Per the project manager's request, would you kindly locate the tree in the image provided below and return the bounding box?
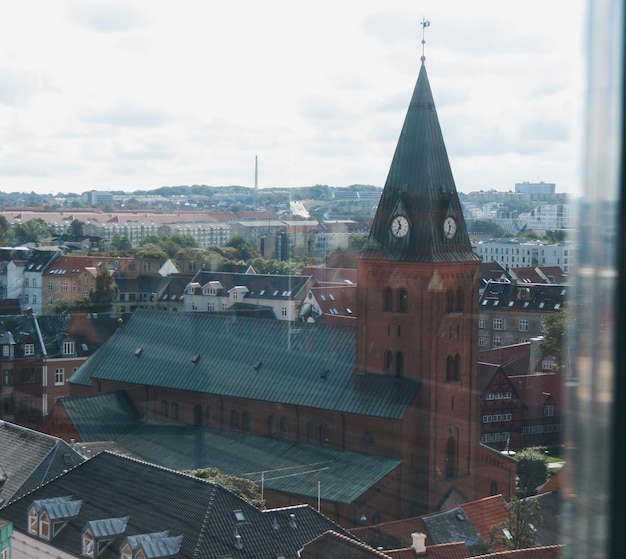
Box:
[68,219,85,237]
[110,233,132,252]
[88,269,119,312]
[182,467,265,509]
[540,309,567,372]
[11,218,55,245]
[488,496,542,550]
[0,215,10,246]
[224,236,260,261]
[516,447,549,497]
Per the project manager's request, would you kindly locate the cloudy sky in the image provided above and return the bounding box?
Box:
[0,1,586,195]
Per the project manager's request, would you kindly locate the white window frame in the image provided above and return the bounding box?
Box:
[24,343,35,356]
[493,318,505,331]
[55,368,65,385]
[519,319,529,331]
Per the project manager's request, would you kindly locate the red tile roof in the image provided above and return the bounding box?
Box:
[459,495,509,543]
[473,544,563,559]
[300,530,392,559]
[386,542,469,559]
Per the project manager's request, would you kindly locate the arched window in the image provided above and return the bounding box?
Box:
[280,417,288,439]
[396,351,404,377]
[397,288,408,313]
[231,410,239,431]
[194,405,202,426]
[454,353,461,380]
[384,350,393,374]
[242,411,250,433]
[445,289,455,313]
[171,402,179,420]
[206,406,212,427]
[308,422,316,443]
[446,355,454,381]
[230,410,239,431]
[320,424,329,445]
[383,287,393,311]
[445,437,457,478]
[456,287,464,312]
[161,400,168,419]
[268,416,275,437]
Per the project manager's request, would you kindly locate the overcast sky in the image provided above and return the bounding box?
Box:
[0,1,586,195]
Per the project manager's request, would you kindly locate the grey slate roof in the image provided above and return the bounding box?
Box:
[55,391,402,504]
[0,451,357,559]
[479,281,567,312]
[0,421,85,505]
[0,314,70,358]
[70,310,421,419]
[422,506,485,548]
[363,63,478,264]
[188,270,312,301]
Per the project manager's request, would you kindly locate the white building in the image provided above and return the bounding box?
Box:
[473,239,575,273]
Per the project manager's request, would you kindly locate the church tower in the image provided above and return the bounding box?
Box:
[356,56,482,512]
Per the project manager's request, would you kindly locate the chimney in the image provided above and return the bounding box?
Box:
[411,532,427,554]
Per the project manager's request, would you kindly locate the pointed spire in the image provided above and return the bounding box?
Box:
[363,61,478,263]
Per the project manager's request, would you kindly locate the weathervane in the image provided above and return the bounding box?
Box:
[420,18,430,62]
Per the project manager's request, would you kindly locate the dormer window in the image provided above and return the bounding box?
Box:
[40,511,51,539]
[24,343,35,356]
[28,507,38,534]
[63,341,75,356]
[28,496,82,542]
[82,516,128,558]
[83,531,95,557]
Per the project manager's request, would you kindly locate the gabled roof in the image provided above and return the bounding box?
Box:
[310,285,357,325]
[301,266,358,285]
[0,314,70,358]
[53,391,141,442]
[479,261,511,286]
[0,451,357,558]
[70,311,421,419]
[422,506,484,548]
[43,255,133,278]
[472,545,563,559]
[0,420,85,505]
[300,530,392,559]
[509,267,544,284]
[458,495,509,544]
[67,312,124,357]
[350,495,509,553]
[386,542,470,559]
[362,63,478,264]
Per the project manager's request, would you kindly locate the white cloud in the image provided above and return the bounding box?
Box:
[0,0,585,194]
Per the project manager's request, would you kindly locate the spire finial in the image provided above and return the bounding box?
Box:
[420,18,430,63]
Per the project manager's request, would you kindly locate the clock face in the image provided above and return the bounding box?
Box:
[391,215,409,238]
[443,216,457,239]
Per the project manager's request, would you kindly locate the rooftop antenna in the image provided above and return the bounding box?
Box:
[420,18,430,63]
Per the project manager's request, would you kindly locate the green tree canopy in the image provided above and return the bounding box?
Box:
[489,496,542,551]
[540,309,567,372]
[516,447,549,497]
[11,218,56,245]
[88,269,119,312]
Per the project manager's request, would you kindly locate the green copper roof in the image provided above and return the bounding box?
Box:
[363,63,479,263]
[71,310,420,419]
